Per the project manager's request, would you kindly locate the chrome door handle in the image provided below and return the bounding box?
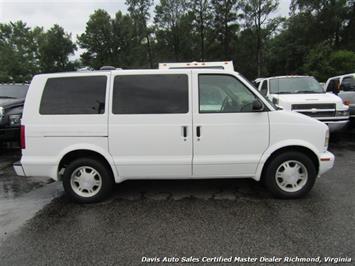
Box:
[196,126,201,138]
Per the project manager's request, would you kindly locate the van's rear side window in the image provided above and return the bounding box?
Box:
[40,76,107,115]
[112,74,188,114]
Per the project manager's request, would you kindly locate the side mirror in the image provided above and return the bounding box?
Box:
[252,99,264,112]
[276,104,284,110]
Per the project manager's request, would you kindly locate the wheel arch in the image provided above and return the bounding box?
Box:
[255,143,320,181]
[57,148,119,182]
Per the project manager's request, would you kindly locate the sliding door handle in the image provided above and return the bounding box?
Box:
[196,126,201,138]
[182,126,188,138]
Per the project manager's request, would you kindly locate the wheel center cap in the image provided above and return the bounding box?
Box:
[81,175,93,189]
[285,169,299,184]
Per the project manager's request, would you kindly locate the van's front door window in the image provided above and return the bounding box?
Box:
[199,75,257,113]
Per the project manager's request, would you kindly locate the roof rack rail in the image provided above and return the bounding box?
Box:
[100,66,117,70]
[159,61,234,71]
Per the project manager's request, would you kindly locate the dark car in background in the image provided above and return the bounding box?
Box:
[0,83,29,143]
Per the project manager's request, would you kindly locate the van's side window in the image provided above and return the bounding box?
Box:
[112,74,188,114]
[40,76,107,115]
[341,76,355,91]
[199,75,257,113]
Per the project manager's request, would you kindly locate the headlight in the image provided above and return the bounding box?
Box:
[9,114,21,126]
[324,129,329,150]
[335,110,349,116]
[0,107,4,122]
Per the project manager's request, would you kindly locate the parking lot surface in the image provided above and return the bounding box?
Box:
[0,130,354,265]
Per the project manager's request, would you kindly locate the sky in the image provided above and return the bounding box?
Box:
[0,0,291,59]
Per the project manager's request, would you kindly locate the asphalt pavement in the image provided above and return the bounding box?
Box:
[0,131,354,265]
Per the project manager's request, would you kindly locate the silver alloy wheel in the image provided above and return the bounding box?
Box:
[275,160,308,193]
[70,166,102,198]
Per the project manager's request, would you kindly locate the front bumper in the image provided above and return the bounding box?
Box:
[13,161,26,176]
[322,119,349,132]
[318,151,335,176]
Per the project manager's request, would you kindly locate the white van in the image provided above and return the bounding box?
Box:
[255,76,349,132]
[14,63,334,202]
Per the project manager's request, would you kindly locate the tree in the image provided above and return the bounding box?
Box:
[302,42,334,81]
[328,50,355,75]
[78,9,136,69]
[78,10,114,69]
[290,0,349,47]
[303,43,355,81]
[126,0,154,67]
[0,21,40,82]
[210,0,239,60]
[339,0,355,51]
[240,0,281,77]
[111,11,137,68]
[154,0,189,61]
[38,24,77,73]
[190,0,212,60]
[235,29,258,78]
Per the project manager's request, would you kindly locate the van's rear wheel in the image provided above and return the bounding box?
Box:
[263,151,317,198]
[63,158,113,203]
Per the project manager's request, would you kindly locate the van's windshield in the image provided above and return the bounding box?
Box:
[270,77,324,94]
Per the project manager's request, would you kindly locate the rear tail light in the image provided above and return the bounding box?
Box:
[20,125,26,149]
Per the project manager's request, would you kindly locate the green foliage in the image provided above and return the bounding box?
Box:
[1,0,355,82]
[126,0,154,67]
[210,0,239,59]
[154,0,190,61]
[78,10,115,69]
[239,0,281,76]
[190,0,213,60]
[302,42,335,81]
[0,21,76,82]
[263,0,355,80]
[302,44,355,81]
[38,25,77,73]
[0,21,40,82]
[329,50,355,75]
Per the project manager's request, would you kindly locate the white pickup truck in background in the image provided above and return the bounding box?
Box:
[255,75,349,132]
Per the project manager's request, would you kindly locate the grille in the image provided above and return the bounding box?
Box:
[296,111,335,118]
[291,103,336,118]
[291,103,336,110]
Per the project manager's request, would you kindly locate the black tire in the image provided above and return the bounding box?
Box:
[263,151,317,199]
[62,158,114,203]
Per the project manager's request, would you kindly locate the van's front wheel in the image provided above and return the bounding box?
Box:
[63,158,113,203]
[263,152,317,198]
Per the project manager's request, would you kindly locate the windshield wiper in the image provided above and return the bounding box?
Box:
[296,90,322,94]
[0,96,16,99]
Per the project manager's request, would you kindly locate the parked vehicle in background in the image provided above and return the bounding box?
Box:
[0,83,29,143]
[14,62,334,203]
[324,73,355,118]
[255,76,349,132]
